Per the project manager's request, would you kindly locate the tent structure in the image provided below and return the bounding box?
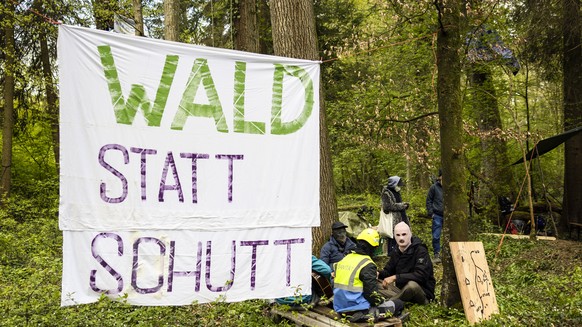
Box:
[512,125,582,165]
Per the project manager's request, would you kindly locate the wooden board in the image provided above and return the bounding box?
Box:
[450,242,499,325]
[271,306,346,327]
[311,306,402,327]
[481,233,556,241]
[270,304,402,327]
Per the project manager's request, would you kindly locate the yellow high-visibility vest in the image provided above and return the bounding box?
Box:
[334,253,375,292]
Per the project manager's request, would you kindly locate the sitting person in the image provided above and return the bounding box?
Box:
[378,222,435,305]
[320,221,356,268]
[275,255,332,307]
[333,228,404,323]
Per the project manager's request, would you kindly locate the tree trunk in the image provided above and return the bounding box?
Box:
[562,0,582,228]
[435,0,468,307]
[39,19,60,174]
[234,0,260,52]
[33,0,59,173]
[257,0,273,54]
[469,67,513,221]
[164,0,180,41]
[1,0,16,201]
[133,0,145,37]
[270,0,337,255]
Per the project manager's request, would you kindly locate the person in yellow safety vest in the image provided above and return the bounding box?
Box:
[333,228,404,323]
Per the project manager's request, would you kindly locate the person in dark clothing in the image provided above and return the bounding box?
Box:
[386,176,410,225]
[378,222,436,305]
[426,169,444,263]
[320,221,357,268]
[381,176,410,254]
[333,228,404,322]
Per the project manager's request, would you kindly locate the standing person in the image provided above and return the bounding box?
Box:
[386,176,410,225]
[333,228,404,323]
[320,221,357,268]
[381,176,410,254]
[378,222,435,305]
[426,169,444,263]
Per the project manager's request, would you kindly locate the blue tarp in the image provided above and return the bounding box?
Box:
[467,26,520,75]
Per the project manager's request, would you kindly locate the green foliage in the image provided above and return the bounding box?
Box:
[317,0,440,195]
[404,304,469,327]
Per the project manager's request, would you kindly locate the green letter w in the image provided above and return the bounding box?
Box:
[98,45,178,126]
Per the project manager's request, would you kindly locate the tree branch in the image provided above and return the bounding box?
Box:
[378,111,439,123]
[433,0,445,35]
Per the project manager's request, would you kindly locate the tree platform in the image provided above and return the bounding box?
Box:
[270,303,403,327]
[481,233,556,241]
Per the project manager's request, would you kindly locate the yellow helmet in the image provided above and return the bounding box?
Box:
[356,228,380,247]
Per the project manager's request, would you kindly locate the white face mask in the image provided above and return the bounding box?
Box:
[394,222,412,251]
[394,186,401,192]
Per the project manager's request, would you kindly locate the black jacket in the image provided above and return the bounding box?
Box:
[378,236,436,300]
[426,181,444,216]
[320,236,356,268]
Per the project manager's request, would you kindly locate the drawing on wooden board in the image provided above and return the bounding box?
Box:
[450,242,499,325]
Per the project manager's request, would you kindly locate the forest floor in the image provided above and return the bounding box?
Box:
[497,237,582,275]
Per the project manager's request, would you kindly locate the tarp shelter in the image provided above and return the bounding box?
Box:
[511,126,582,165]
[338,211,370,238]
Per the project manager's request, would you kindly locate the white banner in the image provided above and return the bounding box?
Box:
[58,25,320,306]
[61,228,312,306]
[58,25,320,231]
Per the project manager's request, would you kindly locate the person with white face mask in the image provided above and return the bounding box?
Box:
[377,222,436,305]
